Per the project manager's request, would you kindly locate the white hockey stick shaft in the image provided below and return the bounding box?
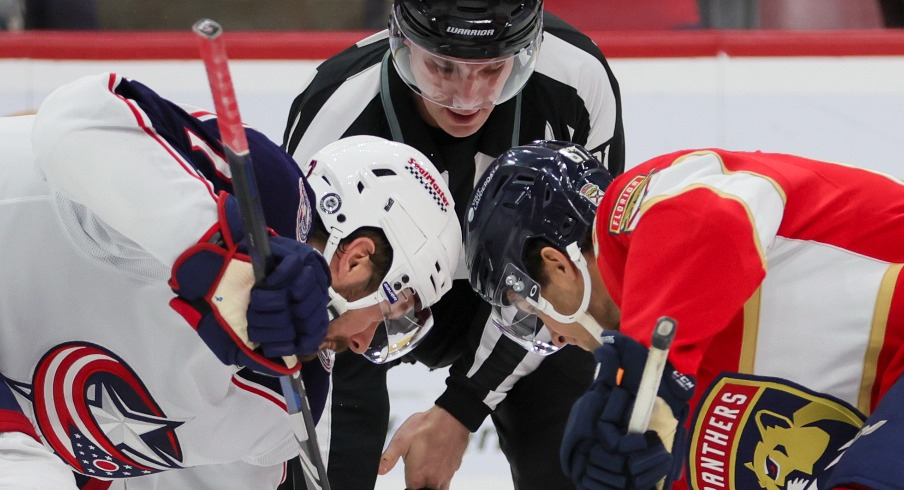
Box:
[627,316,677,434]
[193,18,331,490]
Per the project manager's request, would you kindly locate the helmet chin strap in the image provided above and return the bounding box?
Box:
[326,289,348,322]
[536,242,605,344]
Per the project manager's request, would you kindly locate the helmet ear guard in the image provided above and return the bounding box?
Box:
[465,140,613,353]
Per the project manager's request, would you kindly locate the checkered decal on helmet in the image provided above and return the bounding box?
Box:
[404,157,450,213]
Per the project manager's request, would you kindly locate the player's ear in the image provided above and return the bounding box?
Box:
[336,236,376,286]
[539,245,580,285]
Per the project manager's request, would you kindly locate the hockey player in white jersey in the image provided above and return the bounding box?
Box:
[0,73,460,489]
[0,118,79,490]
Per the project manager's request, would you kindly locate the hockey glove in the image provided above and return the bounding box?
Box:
[560,331,695,490]
[169,192,330,377]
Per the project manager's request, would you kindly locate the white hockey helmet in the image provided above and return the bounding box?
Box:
[306,135,462,363]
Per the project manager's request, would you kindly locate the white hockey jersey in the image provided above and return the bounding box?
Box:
[0,73,322,489]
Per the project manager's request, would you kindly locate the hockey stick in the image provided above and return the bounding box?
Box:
[193,18,331,490]
[627,316,677,434]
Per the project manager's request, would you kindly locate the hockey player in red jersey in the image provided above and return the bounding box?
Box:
[465,140,904,490]
[0,73,460,489]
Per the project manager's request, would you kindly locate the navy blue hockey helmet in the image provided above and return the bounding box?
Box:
[389,0,544,110]
[465,140,612,353]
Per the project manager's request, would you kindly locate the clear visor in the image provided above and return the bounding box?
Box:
[353,286,434,364]
[389,15,541,110]
[490,263,560,356]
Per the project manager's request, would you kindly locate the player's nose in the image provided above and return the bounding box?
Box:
[550,334,570,347]
[348,321,380,354]
[548,327,574,348]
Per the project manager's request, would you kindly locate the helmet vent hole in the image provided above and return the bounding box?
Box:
[356,181,365,193]
[458,1,485,13]
[429,275,437,291]
[490,180,507,199]
[435,261,441,272]
[372,168,397,177]
[337,214,346,223]
[544,188,552,204]
[561,217,575,234]
[512,174,535,186]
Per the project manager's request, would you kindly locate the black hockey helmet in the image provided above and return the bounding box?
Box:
[392,0,543,59]
[465,140,612,307]
[389,0,544,110]
[465,141,611,354]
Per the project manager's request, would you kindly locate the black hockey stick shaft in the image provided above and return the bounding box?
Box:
[193,18,331,490]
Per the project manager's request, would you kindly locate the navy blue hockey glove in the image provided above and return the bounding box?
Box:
[560,331,695,490]
[169,191,330,377]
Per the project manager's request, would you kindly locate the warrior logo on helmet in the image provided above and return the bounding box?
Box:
[446,27,495,36]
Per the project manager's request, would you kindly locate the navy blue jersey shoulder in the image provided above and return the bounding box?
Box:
[114,78,308,239]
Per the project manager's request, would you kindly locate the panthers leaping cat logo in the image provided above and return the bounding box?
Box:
[744,402,862,489]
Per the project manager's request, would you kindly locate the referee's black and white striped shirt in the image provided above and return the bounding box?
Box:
[282,13,624,432]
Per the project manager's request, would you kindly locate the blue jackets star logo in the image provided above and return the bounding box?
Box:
[31,342,185,478]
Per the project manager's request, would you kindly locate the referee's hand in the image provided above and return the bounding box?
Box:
[380,405,469,490]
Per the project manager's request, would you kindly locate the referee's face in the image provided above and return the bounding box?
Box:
[407,45,503,137]
[408,46,512,110]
